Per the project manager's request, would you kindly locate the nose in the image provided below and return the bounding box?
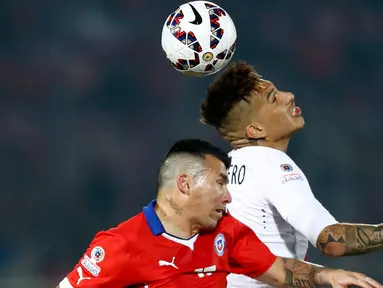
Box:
[286,92,294,102]
[276,91,294,104]
[222,189,232,204]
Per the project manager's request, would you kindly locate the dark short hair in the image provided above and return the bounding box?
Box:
[164,139,231,169]
[200,61,262,130]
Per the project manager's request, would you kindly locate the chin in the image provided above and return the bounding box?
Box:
[202,219,219,230]
[293,116,305,130]
[286,118,304,138]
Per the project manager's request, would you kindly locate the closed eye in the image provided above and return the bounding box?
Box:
[219,173,229,185]
[266,89,276,103]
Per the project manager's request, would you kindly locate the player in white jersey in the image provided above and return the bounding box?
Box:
[200,61,383,287]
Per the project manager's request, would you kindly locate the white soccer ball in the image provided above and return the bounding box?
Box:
[161,1,237,76]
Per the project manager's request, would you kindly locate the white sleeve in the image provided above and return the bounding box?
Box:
[59,278,74,288]
[265,155,338,246]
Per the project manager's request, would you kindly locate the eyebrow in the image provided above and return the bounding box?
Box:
[266,88,276,103]
[220,172,229,184]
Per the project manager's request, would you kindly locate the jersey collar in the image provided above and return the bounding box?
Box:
[143,200,165,236]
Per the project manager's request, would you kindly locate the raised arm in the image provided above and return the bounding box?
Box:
[317,223,383,257]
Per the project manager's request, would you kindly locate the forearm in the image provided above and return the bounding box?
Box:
[282,258,328,287]
[258,257,331,287]
[317,223,383,256]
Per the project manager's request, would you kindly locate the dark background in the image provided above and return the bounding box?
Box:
[1,0,382,286]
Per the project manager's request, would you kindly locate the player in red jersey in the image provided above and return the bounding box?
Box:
[57,139,381,288]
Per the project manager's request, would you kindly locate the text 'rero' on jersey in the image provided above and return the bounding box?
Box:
[226,146,338,288]
[59,200,276,288]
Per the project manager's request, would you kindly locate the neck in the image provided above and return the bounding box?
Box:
[155,197,199,239]
[231,137,291,152]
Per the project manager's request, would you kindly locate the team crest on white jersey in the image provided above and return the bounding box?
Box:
[214,233,225,256]
[91,246,105,263]
[280,163,293,172]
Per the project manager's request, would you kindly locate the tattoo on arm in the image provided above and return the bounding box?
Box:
[317,223,383,256]
[282,258,325,288]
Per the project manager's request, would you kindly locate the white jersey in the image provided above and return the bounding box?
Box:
[226,146,338,288]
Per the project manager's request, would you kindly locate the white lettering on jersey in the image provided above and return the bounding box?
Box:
[194,265,216,278]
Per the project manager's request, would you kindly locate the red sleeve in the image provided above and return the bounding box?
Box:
[59,231,135,288]
[229,218,276,279]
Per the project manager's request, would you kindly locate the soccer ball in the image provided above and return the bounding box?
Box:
[161,1,237,76]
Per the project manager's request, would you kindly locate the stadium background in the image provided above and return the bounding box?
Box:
[1,0,382,286]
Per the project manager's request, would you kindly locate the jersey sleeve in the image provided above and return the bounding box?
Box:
[229,217,277,279]
[59,231,134,288]
[265,152,338,246]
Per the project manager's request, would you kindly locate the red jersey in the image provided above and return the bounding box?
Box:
[59,200,276,287]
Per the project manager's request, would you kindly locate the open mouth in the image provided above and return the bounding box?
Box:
[292,106,302,117]
[215,209,225,216]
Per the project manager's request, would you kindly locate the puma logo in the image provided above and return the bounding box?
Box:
[189,4,202,25]
[158,257,178,269]
[77,266,91,285]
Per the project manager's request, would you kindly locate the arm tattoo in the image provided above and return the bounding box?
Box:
[282,258,325,288]
[317,223,383,256]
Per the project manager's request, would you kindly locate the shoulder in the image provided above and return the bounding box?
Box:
[63,213,148,287]
[229,146,300,182]
[217,214,248,236]
[109,212,147,238]
[236,147,301,178]
[92,212,148,250]
[229,146,294,168]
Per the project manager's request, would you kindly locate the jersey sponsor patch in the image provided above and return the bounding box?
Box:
[214,233,225,256]
[280,163,293,172]
[90,246,105,263]
[81,254,101,276]
[280,172,304,184]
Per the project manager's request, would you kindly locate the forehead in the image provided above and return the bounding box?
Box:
[253,80,276,98]
[204,155,227,175]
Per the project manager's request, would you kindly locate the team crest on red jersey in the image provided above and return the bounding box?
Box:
[214,233,225,256]
[90,246,105,263]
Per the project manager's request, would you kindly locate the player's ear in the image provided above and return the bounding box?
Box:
[245,123,266,139]
[176,173,191,196]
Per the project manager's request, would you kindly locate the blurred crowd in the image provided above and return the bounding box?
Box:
[0,0,382,287]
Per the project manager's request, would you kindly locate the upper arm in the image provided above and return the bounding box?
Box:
[229,219,277,278]
[59,231,133,288]
[265,155,338,245]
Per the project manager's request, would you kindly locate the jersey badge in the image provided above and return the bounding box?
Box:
[280,163,293,172]
[214,233,225,256]
[81,255,101,276]
[90,246,105,263]
[281,173,304,184]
